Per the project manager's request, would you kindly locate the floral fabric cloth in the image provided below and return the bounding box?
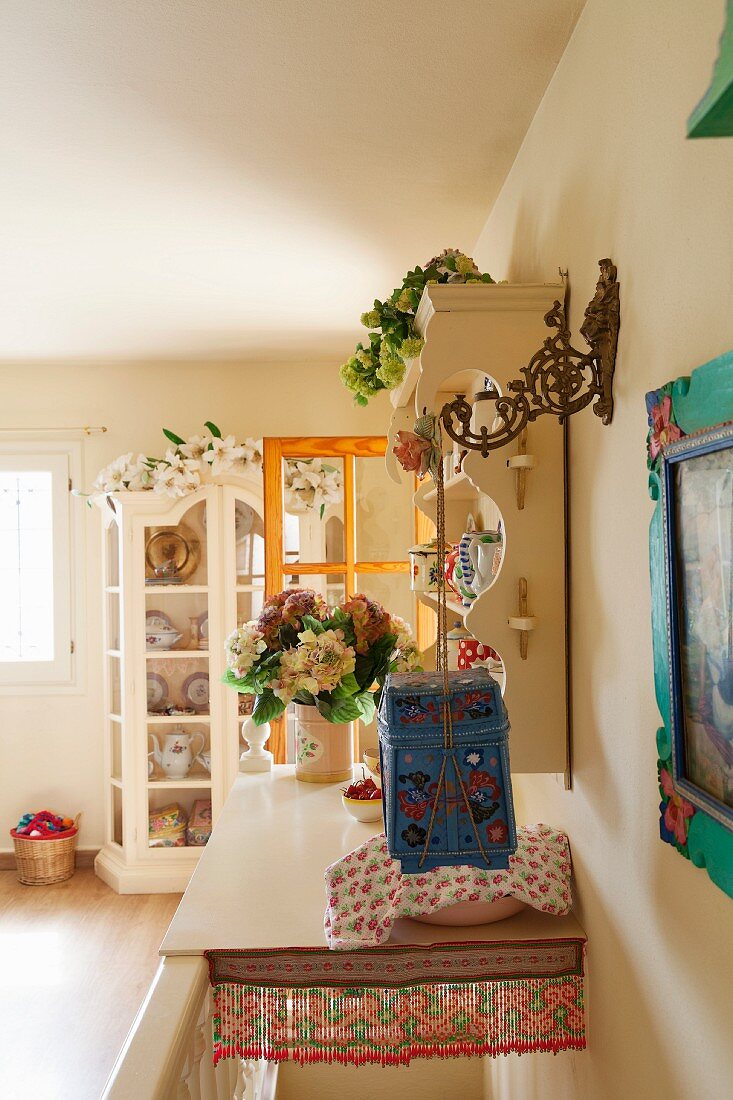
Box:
[324,825,572,949]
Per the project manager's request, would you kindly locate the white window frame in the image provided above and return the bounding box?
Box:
[0,439,84,692]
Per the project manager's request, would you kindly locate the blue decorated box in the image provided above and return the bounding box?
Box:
[377,668,517,874]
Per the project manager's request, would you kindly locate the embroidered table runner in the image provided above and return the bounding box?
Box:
[207,825,584,1067]
[207,936,585,1066]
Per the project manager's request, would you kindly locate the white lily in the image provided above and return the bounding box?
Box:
[93,452,133,493]
[152,451,201,498]
[179,434,211,461]
[204,434,247,476]
[125,453,155,491]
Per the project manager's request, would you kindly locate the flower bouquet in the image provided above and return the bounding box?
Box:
[223,589,422,727]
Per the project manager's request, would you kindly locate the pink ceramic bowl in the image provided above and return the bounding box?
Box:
[409,897,526,926]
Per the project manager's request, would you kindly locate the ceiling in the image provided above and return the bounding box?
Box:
[0,1,584,363]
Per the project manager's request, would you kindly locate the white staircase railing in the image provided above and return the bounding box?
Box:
[102,956,277,1100]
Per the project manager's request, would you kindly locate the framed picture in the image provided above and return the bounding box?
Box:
[647,349,733,898]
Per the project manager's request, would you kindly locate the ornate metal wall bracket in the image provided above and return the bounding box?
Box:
[440,259,620,455]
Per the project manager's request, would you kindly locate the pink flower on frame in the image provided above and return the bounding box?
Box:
[649,395,682,460]
[660,768,695,845]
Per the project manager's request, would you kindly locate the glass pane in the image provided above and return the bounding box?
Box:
[111,722,122,782]
[112,785,123,846]
[148,788,212,848]
[355,457,413,563]
[144,498,208,587]
[237,588,265,624]
[673,447,733,810]
[283,456,345,564]
[147,721,210,781]
[282,573,345,607]
[0,471,54,662]
[355,573,416,632]
[106,518,120,587]
[146,655,210,717]
[144,590,208,653]
[233,498,264,585]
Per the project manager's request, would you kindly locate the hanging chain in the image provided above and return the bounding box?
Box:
[418,428,492,869]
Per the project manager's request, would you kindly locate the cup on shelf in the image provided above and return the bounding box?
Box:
[457,636,500,671]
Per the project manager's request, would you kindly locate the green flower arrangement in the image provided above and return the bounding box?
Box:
[340,249,494,406]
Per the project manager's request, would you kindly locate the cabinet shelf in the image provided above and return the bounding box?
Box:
[148,778,212,789]
[145,649,210,659]
[144,584,208,594]
[147,714,211,724]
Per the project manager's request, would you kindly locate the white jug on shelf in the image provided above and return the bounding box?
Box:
[149,730,205,780]
[468,532,503,595]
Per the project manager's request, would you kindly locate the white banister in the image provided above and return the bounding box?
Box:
[102,956,277,1100]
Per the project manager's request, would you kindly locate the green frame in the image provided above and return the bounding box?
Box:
[688,0,733,138]
[646,349,733,898]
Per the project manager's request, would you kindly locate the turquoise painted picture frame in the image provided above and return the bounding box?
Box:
[647,350,733,899]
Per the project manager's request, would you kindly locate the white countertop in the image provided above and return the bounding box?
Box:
[160,765,585,956]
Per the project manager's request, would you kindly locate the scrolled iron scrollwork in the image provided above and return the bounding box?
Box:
[439,259,620,455]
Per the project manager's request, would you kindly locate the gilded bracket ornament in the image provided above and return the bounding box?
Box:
[439,259,620,455]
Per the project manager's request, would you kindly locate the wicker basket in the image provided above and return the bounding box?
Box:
[11,814,80,885]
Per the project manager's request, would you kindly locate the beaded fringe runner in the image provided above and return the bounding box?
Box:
[211,976,585,1066]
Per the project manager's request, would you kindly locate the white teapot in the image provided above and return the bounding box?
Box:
[149,730,205,779]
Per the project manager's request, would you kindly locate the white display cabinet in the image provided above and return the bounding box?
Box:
[96,473,264,893]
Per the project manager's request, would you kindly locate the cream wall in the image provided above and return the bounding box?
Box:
[0,362,389,853]
[473,2,733,1098]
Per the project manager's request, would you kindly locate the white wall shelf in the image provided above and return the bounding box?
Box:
[96,473,266,893]
[388,281,569,776]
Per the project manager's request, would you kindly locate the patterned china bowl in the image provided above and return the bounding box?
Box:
[146,629,183,651]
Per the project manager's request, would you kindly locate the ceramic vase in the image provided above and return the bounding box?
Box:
[408,542,441,593]
[294,704,353,783]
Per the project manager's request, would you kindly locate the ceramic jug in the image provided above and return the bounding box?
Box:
[468,532,503,595]
[458,530,499,605]
[409,540,446,593]
[149,730,205,780]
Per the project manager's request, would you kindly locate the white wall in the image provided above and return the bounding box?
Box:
[0,362,388,852]
[473,2,733,1098]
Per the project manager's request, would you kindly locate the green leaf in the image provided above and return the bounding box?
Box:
[319,503,325,519]
[354,394,368,407]
[162,428,186,446]
[331,672,359,699]
[315,697,332,720]
[204,421,222,438]
[301,615,325,635]
[330,697,363,723]
[355,691,376,725]
[444,254,457,271]
[251,689,285,726]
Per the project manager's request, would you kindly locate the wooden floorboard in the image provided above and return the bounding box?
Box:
[0,868,181,1100]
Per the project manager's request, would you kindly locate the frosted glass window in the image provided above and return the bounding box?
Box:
[0,472,54,661]
[0,452,73,685]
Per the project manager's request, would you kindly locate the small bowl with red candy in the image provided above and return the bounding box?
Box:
[341,772,383,823]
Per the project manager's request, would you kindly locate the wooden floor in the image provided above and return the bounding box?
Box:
[0,868,181,1100]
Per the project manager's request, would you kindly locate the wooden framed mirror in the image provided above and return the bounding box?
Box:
[262,436,416,762]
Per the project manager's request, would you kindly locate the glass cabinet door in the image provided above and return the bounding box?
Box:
[142,495,213,853]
